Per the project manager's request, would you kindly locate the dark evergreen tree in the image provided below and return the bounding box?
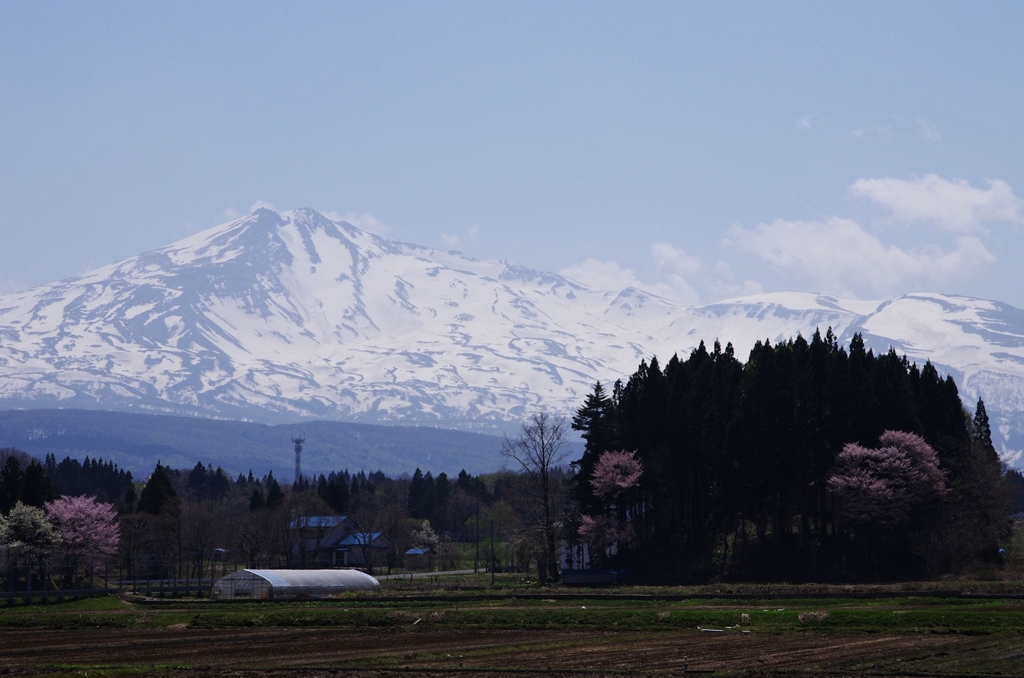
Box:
[208,467,230,501]
[186,462,209,499]
[408,468,423,516]
[45,453,58,480]
[973,398,992,447]
[408,468,434,519]
[249,487,266,511]
[266,479,284,508]
[456,469,491,504]
[138,462,177,515]
[318,474,351,514]
[0,455,25,515]
[20,461,56,507]
[571,381,617,513]
[433,472,451,529]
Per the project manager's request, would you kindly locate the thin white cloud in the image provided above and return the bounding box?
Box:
[560,257,699,305]
[916,117,941,142]
[560,244,702,306]
[0,277,27,295]
[651,243,762,302]
[323,210,390,236]
[713,261,764,298]
[652,242,703,277]
[441,224,480,249]
[560,258,641,292]
[796,115,813,130]
[560,243,763,306]
[851,124,894,140]
[849,174,1024,232]
[249,200,278,212]
[851,116,943,143]
[729,217,994,298]
[222,206,240,221]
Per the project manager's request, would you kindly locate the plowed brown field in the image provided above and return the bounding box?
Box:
[2,626,1020,677]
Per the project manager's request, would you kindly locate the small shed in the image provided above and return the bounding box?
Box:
[210,569,380,600]
[405,547,434,570]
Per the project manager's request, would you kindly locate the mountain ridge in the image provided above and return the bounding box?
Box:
[1,208,1022,466]
[0,407,516,478]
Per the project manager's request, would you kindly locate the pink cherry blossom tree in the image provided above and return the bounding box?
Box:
[578,450,643,562]
[828,430,947,527]
[45,495,120,586]
[578,513,634,555]
[590,450,643,499]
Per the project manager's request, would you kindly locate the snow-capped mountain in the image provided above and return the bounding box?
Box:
[1,208,1022,466]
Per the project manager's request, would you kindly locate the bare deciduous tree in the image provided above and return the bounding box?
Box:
[501,412,571,583]
[232,506,269,568]
[180,500,216,580]
[378,502,412,574]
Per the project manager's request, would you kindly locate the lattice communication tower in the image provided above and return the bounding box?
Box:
[292,435,305,485]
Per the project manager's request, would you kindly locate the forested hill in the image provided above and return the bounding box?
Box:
[572,331,1010,581]
[0,409,519,477]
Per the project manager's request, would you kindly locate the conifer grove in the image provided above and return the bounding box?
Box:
[571,330,1010,582]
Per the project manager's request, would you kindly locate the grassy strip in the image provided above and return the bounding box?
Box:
[5,576,1024,634]
[5,596,1024,634]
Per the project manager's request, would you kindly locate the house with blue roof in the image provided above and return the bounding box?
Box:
[334,532,389,567]
[289,515,357,566]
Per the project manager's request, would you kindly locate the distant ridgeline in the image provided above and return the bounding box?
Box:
[0,409,513,478]
[572,331,1019,582]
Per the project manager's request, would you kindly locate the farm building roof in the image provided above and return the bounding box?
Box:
[289,515,351,529]
[337,532,384,546]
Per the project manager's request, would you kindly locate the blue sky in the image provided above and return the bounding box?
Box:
[2,2,1023,306]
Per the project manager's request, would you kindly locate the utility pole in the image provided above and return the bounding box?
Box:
[490,520,495,586]
[474,502,480,574]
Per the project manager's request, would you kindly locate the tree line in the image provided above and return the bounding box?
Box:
[570,330,1013,581]
[1,445,549,589]
[114,460,519,580]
